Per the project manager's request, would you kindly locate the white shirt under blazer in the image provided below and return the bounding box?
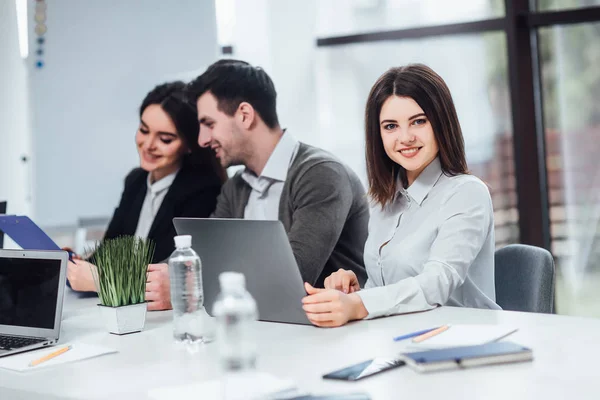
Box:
[134,170,178,240]
[356,157,501,318]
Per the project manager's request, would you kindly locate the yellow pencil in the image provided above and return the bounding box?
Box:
[28,345,72,367]
[412,325,450,343]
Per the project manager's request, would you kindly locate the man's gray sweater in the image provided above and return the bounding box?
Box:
[212,142,369,287]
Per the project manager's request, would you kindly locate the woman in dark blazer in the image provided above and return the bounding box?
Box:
[67,82,226,303]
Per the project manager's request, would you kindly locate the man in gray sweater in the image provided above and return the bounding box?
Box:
[187,59,368,288]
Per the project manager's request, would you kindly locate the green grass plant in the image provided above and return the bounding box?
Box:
[91,236,155,307]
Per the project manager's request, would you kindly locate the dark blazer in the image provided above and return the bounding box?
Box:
[104,166,223,263]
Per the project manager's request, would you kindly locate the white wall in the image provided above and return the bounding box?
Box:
[0,0,34,217]
[30,0,219,227]
[231,0,319,145]
[230,0,500,187]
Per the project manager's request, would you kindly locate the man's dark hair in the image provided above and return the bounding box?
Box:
[187,59,280,129]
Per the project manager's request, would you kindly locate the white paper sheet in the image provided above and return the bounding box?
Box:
[148,371,298,400]
[0,343,117,372]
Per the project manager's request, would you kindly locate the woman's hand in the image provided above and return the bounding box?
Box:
[302,282,368,328]
[67,260,97,292]
[324,269,360,293]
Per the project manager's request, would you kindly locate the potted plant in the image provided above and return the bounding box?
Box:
[91,236,155,335]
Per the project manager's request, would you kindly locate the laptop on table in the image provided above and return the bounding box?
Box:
[0,249,68,357]
[0,201,6,248]
[173,218,311,325]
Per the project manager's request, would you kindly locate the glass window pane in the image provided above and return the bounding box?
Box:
[537,0,600,11]
[539,22,600,317]
[314,32,519,247]
[317,0,505,37]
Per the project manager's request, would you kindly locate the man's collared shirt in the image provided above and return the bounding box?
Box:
[241,132,299,220]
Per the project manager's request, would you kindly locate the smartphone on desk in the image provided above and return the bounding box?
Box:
[322,356,405,381]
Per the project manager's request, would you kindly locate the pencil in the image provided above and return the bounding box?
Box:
[393,327,439,342]
[412,325,450,343]
[28,345,72,367]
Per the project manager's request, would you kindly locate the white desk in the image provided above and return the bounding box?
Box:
[2,290,600,400]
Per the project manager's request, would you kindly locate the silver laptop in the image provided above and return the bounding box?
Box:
[173,218,311,325]
[0,201,6,248]
[0,249,68,357]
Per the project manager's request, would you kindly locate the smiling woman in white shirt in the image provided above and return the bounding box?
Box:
[66,82,227,310]
[302,64,500,327]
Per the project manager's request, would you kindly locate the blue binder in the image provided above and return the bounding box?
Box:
[0,215,61,251]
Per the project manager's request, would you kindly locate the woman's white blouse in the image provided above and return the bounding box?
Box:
[356,158,501,318]
[134,170,178,240]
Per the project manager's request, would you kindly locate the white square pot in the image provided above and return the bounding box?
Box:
[98,302,147,335]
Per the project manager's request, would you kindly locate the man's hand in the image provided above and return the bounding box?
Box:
[301,282,368,327]
[324,269,360,294]
[145,263,172,311]
[67,260,97,292]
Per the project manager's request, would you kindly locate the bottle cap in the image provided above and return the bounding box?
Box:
[219,271,246,290]
[174,235,192,249]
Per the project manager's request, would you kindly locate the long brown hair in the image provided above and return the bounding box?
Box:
[141,81,228,184]
[365,64,468,207]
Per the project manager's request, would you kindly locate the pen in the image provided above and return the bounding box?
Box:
[393,327,440,342]
[412,325,450,343]
[28,345,72,367]
[67,251,78,263]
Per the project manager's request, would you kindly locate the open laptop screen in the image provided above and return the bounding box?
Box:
[0,201,6,248]
[0,257,61,329]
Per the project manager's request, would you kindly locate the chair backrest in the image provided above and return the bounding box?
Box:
[494,244,555,313]
[74,216,110,255]
[0,201,6,248]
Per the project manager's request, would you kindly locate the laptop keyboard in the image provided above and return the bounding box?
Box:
[0,335,45,350]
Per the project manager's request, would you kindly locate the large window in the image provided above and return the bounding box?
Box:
[539,22,600,316]
[316,0,600,317]
[317,0,504,36]
[538,0,600,11]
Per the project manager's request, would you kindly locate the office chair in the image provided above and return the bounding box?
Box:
[494,244,555,313]
[74,216,110,254]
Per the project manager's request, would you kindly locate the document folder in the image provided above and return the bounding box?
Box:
[0,215,61,251]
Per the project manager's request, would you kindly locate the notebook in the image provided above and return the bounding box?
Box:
[408,325,518,349]
[401,341,533,373]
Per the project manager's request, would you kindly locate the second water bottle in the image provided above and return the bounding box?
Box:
[168,234,213,347]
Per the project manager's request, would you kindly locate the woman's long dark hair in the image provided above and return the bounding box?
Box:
[365,64,468,207]
[139,82,227,183]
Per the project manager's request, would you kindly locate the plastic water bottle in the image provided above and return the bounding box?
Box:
[212,272,259,372]
[168,235,213,349]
